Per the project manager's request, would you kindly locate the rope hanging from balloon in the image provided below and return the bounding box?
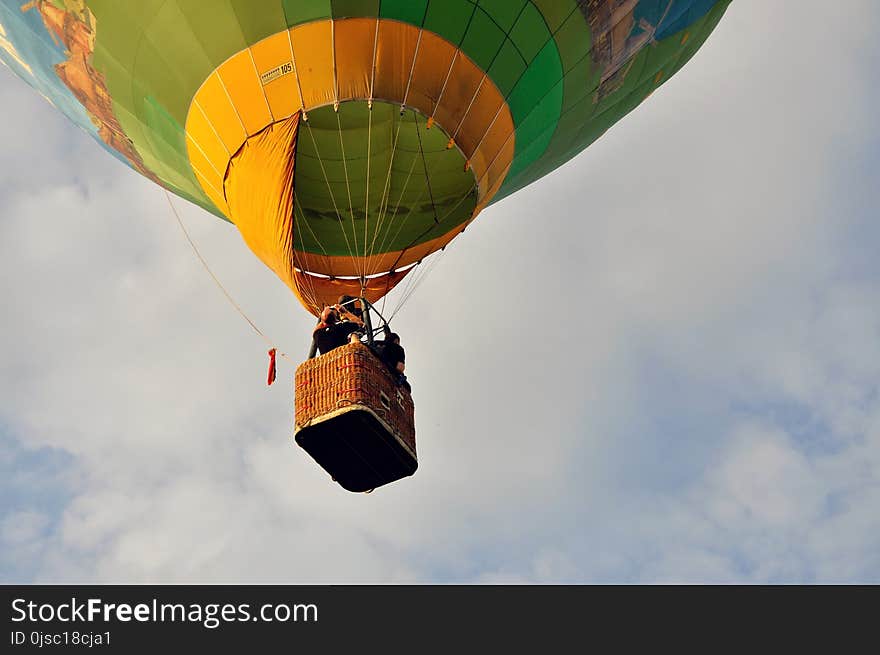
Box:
[162,189,293,374]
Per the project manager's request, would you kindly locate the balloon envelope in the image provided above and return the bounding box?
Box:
[0,0,731,314]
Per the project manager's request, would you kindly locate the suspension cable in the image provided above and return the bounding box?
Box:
[334,108,361,276]
[362,101,374,283]
[303,118,361,277]
[366,107,407,265]
[371,114,425,259]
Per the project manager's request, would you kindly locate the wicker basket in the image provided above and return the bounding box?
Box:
[294,342,416,492]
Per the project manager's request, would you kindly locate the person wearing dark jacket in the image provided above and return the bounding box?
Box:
[312,305,346,355]
[371,325,410,391]
[312,297,366,355]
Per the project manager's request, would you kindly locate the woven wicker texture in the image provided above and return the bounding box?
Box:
[295,342,415,455]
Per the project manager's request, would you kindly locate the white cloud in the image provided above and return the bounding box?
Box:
[0,1,878,583]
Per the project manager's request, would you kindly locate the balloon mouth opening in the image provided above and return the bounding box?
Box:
[290,99,477,267]
[220,101,475,315]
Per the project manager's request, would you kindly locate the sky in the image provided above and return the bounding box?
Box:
[1,1,879,584]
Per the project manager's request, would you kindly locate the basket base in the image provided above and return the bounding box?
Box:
[295,406,417,492]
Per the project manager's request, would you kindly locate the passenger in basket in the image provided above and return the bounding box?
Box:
[336,294,363,321]
[371,325,410,392]
[312,305,346,355]
[333,294,364,344]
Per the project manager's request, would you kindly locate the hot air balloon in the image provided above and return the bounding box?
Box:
[0,0,732,491]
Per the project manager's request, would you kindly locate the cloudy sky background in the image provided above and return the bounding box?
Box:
[2,1,879,583]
